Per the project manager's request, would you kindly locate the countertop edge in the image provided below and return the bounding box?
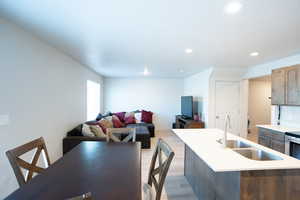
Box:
[172,128,300,172]
[256,124,300,133]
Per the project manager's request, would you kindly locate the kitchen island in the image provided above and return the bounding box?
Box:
[172,128,300,200]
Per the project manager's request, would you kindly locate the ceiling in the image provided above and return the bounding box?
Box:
[251,75,271,82]
[1,0,300,77]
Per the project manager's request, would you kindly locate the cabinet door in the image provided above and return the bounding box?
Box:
[271,69,286,105]
[286,65,300,105]
[270,140,285,153]
[258,136,270,148]
[271,131,285,142]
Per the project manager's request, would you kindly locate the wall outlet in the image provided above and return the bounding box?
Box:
[0,115,10,126]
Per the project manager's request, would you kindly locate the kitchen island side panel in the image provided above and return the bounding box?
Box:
[184,144,240,200]
[240,169,300,200]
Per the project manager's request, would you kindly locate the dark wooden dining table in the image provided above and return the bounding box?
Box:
[5,141,141,200]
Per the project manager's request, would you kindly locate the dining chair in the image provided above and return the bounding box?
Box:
[106,128,136,142]
[6,137,51,187]
[143,139,175,200]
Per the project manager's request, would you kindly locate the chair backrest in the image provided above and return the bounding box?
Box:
[6,137,51,187]
[106,128,136,142]
[148,139,174,200]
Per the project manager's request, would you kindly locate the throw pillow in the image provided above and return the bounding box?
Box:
[113,112,126,122]
[141,110,153,123]
[96,113,103,121]
[104,116,113,123]
[85,120,99,125]
[112,115,125,128]
[124,112,136,125]
[89,125,106,138]
[135,112,142,123]
[96,111,112,121]
[98,118,113,133]
[82,124,95,137]
[125,112,135,118]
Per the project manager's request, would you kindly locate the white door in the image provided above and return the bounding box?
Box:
[215,81,240,135]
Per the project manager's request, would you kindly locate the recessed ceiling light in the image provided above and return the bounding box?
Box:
[179,69,184,73]
[143,67,150,76]
[224,1,243,15]
[185,49,193,54]
[250,52,259,57]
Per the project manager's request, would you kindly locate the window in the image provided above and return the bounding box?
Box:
[87,80,100,121]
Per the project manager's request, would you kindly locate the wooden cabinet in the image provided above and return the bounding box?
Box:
[258,128,285,153]
[271,69,286,105]
[271,140,285,153]
[271,65,300,105]
[286,66,300,105]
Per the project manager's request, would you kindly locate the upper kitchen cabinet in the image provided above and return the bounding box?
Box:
[286,65,300,105]
[271,65,300,105]
[272,68,286,105]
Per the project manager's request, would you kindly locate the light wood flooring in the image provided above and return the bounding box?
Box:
[141,130,198,200]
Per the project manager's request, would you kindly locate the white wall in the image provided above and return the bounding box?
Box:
[208,68,249,137]
[248,80,272,134]
[244,54,300,128]
[183,68,213,126]
[183,67,249,136]
[104,78,183,130]
[0,19,103,198]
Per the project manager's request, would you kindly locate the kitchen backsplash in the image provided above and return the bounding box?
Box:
[271,106,300,128]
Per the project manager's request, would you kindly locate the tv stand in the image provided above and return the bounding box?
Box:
[175,115,205,129]
[180,115,191,120]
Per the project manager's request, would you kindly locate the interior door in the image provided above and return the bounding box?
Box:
[215,81,240,136]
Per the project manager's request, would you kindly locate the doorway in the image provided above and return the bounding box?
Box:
[215,81,240,135]
[247,76,271,142]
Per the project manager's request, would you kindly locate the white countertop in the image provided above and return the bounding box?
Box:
[256,125,300,133]
[172,128,300,172]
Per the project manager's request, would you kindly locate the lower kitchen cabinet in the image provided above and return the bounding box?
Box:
[258,128,285,153]
[271,140,285,153]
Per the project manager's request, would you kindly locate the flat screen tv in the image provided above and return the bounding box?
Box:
[181,96,193,119]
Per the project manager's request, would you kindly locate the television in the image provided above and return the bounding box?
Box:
[181,96,193,119]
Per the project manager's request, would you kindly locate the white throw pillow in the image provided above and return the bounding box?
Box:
[125,112,135,118]
[89,125,106,138]
[135,112,142,123]
[82,124,95,137]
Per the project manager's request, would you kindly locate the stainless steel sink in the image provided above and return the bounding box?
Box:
[217,139,251,148]
[233,148,283,161]
[216,139,283,161]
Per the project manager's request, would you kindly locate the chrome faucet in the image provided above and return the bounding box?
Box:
[223,114,231,148]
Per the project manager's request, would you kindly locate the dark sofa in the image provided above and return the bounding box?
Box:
[63,121,155,154]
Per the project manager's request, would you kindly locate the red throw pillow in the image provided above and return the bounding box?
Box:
[141,110,153,123]
[124,115,136,125]
[113,112,126,122]
[112,115,125,128]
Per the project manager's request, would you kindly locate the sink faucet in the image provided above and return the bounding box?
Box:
[223,114,231,148]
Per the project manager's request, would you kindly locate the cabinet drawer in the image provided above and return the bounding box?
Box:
[271,131,285,142]
[271,140,285,153]
[259,128,272,138]
[259,128,285,142]
[258,136,271,148]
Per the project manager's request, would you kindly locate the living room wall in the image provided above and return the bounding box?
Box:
[104,78,183,130]
[183,68,213,126]
[0,19,103,197]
